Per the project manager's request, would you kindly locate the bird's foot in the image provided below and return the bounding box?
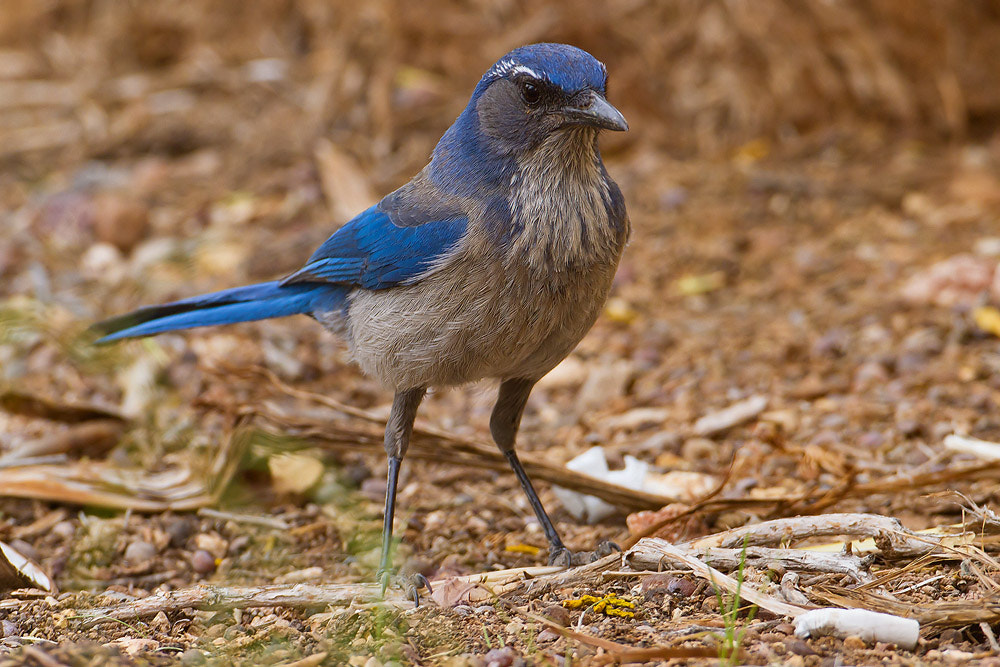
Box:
[548,540,621,567]
[377,569,433,606]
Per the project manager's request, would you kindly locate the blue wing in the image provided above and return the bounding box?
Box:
[281,204,468,290]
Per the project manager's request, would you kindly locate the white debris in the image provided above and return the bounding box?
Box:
[692,395,768,436]
[552,447,649,523]
[794,608,919,650]
[943,433,1000,461]
[0,540,54,593]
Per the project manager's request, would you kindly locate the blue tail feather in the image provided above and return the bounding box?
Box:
[92,281,346,343]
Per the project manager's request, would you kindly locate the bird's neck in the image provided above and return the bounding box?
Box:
[504,128,621,272]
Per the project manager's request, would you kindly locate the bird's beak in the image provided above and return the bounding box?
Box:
[563,90,628,132]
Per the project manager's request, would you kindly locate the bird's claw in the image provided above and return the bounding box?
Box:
[548,540,622,567]
[548,546,573,568]
[594,540,622,559]
[376,569,433,606]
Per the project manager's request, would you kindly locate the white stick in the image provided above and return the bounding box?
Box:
[794,608,919,649]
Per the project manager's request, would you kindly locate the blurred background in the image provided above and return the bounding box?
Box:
[2,1,1000,660]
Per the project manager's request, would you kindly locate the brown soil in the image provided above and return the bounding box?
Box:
[2,2,1000,666]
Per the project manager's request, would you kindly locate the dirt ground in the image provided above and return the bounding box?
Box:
[3,2,1000,666]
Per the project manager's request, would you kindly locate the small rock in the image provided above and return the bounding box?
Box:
[484,647,516,667]
[541,603,570,626]
[701,596,718,612]
[51,521,76,541]
[123,540,157,564]
[842,634,867,650]
[93,192,149,253]
[1,619,19,637]
[193,533,228,558]
[191,549,216,574]
[81,242,125,282]
[363,657,383,667]
[783,655,805,667]
[180,649,207,665]
[112,637,159,656]
[939,627,962,645]
[165,516,196,548]
[943,649,975,662]
[537,628,560,642]
[787,639,817,656]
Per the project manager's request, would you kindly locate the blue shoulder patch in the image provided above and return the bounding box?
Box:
[282,206,467,290]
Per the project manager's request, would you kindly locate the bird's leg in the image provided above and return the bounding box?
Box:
[377,387,428,602]
[490,379,572,566]
[492,379,621,566]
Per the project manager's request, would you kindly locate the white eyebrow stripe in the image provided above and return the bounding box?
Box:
[488,60,543,80]
[510,65,541,79]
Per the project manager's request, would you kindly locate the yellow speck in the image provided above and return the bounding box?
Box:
[605,297,638,324]
[504,543,540,555]
[677,271,725,296]
[733,138,770,164]
[973,306,1000,338]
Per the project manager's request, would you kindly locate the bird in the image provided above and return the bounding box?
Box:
[93,42,629,597]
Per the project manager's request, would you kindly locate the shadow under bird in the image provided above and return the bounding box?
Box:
[94,43,629,599]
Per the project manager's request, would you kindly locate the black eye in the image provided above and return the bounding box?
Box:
[520,80,541,107]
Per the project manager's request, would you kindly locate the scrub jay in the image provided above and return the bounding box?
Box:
[95,43,629,595]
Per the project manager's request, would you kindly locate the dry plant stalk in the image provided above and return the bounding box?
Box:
[681,513,947,559]
[623,538,810,618]
[80,583,403,628]
[698,547,872,583]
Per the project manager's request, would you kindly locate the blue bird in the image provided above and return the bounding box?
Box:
[94,43,629,596]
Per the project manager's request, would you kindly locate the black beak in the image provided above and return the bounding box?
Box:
[563,90,628,132]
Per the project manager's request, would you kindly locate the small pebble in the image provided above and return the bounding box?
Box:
[484,647,516,667]
[180,649,207,665]
[51,520,77,541]
[537,628,560,642]
[93,192,149,252]
[193,533,228,558]
[191,549,217,574]
[667,577,696,597]
[1,620,19,637]
[787,639,817,656]
[843,634,867,650]
[165,516,196,548]
[541,603,570,626]
[123,540,157,564]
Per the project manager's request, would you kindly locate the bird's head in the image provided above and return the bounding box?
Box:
[467,43,627,156]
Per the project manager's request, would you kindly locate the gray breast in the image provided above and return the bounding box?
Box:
[332,128,627,390]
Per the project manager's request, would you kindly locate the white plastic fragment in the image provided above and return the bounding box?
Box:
[794,608,919,650]
[552,447,649,523]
